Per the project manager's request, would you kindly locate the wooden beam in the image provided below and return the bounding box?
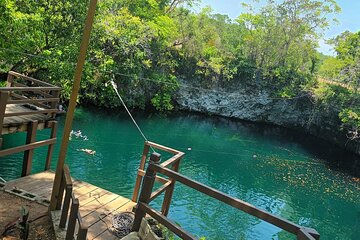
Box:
[22,121,38,176]
[0,138,56,157]
[132,143,150,202]
[150,164,305,236]
[146,141,181,154]
[8,71,58,87]
[132,153,161,232]
[0,91,9,133]
[45,121,58,170]
[50,0,98,211]
[161,156,182,216]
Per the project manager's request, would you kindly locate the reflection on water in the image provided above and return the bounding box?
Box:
[0,108,359,239]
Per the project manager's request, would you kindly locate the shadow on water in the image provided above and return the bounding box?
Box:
[167,111,360,177]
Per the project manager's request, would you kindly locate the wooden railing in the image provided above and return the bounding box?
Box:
[132,141,184,216]
[0,72,61,176]
[57,165,88,240]
[132,153,320,240]
[0,71,62,120]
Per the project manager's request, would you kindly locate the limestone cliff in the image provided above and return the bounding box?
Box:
[175,85,360,155]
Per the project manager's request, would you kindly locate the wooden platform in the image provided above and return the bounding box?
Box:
[2,104,52,135]
[3,171,136,240]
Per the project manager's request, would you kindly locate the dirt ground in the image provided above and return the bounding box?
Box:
[0,191,55,240]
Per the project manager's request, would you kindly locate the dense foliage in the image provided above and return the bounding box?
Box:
[0,0,340,110]
[3,0,356,141]
[317,30,360,140]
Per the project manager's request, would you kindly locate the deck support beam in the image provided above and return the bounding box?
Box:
[50,0,98,210]
[22,121,38,176]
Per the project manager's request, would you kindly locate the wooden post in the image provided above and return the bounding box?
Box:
[65,198,79,240]
[132,153,161,231]
[77,225,88,240]
[132,143,150,202]
[6,73,14,87]
[22,121,38,177]
[161,157,182,216]
[0,91,9,146]
[59,185,73,228]
[50,90,60,118]
[45,121,58,170]
[49,0,98,210]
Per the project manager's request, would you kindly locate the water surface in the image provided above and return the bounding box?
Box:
[0,108,359,239]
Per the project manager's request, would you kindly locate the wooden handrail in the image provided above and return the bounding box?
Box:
[0,138,56,157]
[58,165,88,240]
[133,156,320,240]
[0,87,61,91]
[8,71,58,87]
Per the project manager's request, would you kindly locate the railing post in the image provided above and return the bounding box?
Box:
[65,198,79,240]
[59,185,73,228]
[50,90,60,118]
[56,171,66,210]
[0,91,9,149]
[132,143,150,202]
[132,152,161,232]
[77,224,88,240]
[161,157,182,216]
[22,120,38,176]
[6,73,14,87]
[45,121,58,170]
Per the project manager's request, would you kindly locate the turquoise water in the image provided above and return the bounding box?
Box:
[0,107,359,239]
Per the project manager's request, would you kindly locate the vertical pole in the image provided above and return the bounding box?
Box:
[132,153,161,231]
[132,143,150,202]
[45,121,58,170]
[161,157,182,216]
[6,73,14,87]
[49,0,98,210]
[59,185,73,228]
[50,90,60,118]
[65,198,79,240]
[0,91,9,148]
[22,121,38,177]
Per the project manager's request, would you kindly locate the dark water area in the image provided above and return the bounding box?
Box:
[0,107,359,239]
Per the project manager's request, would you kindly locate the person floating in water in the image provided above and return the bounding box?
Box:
[77,148,96,155]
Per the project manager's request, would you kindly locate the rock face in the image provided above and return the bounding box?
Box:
[175,85,360,155]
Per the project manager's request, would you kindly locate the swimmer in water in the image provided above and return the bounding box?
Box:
[77,148,96,155]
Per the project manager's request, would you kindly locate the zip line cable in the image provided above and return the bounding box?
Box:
[110,79,156,153]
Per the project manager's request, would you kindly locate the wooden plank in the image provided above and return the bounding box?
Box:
[5,109,58,117]
[82,196,130,228]
[77,188,108,206]
[7,98,60,104]
[87,201,135,240]
[4,171,54,190]
[8,71,59,87]
[146,141,181,154]
[160,152,184,167]
[80,192,119,217]
[22,121,38,176]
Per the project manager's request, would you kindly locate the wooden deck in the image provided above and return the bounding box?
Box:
[3,171,136,240]
[2,104,51,135]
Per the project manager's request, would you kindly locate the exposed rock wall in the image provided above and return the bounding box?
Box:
[175,86,360,155]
